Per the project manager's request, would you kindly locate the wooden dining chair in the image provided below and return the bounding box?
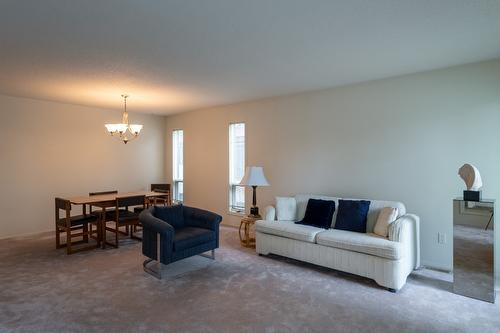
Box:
[133,184,171,216]
[55,198,99,255]
[104,195,146,248]
[88,190,118,213]
[150,183,171,206]
[87,190,118,240]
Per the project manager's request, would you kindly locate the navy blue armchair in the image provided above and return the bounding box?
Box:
[140,205,222,279]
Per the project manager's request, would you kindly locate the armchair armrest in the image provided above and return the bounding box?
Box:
[264,205,276,221]
[139,208,174,264]
[183,206,222,248]
[388,213,421,269]
[139,208,174,236]
[183,206,222,231]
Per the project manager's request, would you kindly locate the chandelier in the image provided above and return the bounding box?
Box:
[105,94,143,144]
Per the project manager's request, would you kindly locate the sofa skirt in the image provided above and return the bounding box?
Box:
[256,231,412,290]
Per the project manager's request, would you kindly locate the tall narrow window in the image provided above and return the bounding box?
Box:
[172,129,184,202]
[229,123,245,213]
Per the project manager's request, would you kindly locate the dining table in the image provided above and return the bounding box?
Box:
[68,191,169,249]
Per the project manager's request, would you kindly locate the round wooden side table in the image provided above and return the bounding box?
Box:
[239,215,260,248]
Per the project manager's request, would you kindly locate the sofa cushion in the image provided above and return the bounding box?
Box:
[316,229,403,260]
[295,194,340,224]
[334,200,370,233]
[295,194,406,232]
[256,220,324,243]
[174,227,215,252]
[276,196,297,221]
[373,207,399,237]
[344,198,406,233]
[155,204,184,229]
[296,199,335,229]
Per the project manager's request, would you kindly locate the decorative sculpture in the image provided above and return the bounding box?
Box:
[458,163,483,201]
[458,164,482,190]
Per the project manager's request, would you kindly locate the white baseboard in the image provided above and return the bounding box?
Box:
[0,229,53,241]
[221,223,238,229]
[2,224,240,241]
[421,259,452,273]
[221,219,240,228]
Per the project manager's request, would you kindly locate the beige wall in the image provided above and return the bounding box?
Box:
[0,94,166,239]
[164,59,500,272]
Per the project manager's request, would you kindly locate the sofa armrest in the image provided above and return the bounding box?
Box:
[388,213,420,269]
[265,205,276,221]
[139,208,175,263]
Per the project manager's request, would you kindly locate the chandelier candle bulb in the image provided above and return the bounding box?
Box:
[129,124,143,136]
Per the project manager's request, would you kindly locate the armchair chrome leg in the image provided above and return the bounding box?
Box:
[143,232,163,279]
[143,258,162,279]
[199,249,215,260]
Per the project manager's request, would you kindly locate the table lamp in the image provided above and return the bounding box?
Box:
[239,166,270,217]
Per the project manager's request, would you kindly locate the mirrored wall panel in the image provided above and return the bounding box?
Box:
[453,198,495,303]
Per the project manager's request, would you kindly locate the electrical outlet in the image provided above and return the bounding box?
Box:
[438,232,446,244]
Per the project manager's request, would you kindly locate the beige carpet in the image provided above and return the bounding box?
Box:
[0,227,499,333]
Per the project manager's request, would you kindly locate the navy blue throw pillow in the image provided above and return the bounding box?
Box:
[334,200,371,233]
[295,199,335,229]
[154,204,184,229]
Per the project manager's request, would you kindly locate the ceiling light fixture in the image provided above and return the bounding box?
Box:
[105,94,143,144]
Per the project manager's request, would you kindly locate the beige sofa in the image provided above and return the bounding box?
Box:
[255,194,420,291]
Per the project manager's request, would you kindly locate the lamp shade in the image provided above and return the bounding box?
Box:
[239,166,270,186]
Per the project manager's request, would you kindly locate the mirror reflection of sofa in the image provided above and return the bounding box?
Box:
[256,194,420,291]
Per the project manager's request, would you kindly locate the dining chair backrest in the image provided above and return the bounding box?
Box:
[151,184,170,192]
[89,190,118,196]
[55,197,72,226]
[55,197,71,211]
[56,198,71,210]
[116,195,146,209]
[87,190,119,214]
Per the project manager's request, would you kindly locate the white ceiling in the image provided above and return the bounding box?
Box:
[1,0,500,115]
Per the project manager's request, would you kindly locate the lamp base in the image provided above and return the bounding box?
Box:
[250,206,260,218]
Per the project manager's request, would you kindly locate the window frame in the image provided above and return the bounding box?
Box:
[172,129,184,203]
[228,122,246,214]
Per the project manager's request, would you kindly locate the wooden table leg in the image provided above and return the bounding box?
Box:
[239,222,244,243]
[94,221,100,248]
[101,207,106,249]
[245,223,250,247]
[244,223,247,246]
